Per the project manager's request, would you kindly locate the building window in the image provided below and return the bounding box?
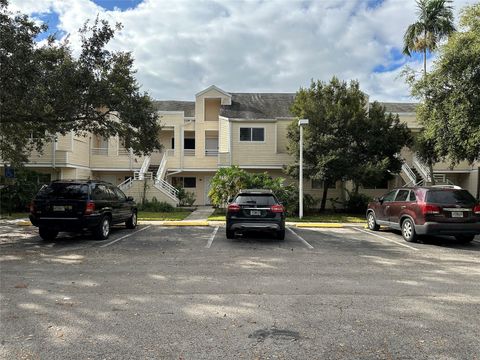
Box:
[184,138,195,149]
[171,137,175,149]
[240,127,264,142]
[172,177,196,188]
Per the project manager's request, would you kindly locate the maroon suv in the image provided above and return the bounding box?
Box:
[366,186,480,243]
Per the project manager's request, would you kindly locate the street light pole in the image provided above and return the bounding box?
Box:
[298,119,309,219]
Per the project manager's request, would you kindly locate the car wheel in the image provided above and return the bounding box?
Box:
[39,227,58,241]
[276,229,285,240]
[93,216,111,240]
[226,230,235,239]
[126,211,137,229]
[455,235,474,243]
[401,218,417,243]
[367,212,380,231]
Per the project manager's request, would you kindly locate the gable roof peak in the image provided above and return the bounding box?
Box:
[195,85,231,98]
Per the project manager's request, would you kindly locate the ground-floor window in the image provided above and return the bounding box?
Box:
[172,176,196,188]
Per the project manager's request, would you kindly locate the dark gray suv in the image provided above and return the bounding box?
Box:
[226,189,286,240]
[29,180,137,241]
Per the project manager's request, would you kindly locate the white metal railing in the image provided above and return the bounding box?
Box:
[184,149,195,156]
[155,152,168,182]
[154,179,179,200]
[413,154,432,182]
[134,171,153,180]
[205,149,219,156]
[118,177,133,191]
[401,163,417,186]
[137,155,151,180]
[92,147,108,156]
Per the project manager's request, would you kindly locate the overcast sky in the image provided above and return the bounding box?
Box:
[10,0,474,102]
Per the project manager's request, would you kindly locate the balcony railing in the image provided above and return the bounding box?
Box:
[92,148,108,156]
[184,149,195,156]
[205,149,219,156]
[118,147,130,156]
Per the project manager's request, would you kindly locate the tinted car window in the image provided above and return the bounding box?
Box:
[37,183,89,200]
[409,191,417,202]
[235,194,277,206]
[91,184,110,201]
[426,190,476,204]
[382,190,397,202]
[114,188,126,201]
[395,190,409,201]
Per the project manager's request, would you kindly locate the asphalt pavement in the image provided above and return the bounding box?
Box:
[1,224,479,359]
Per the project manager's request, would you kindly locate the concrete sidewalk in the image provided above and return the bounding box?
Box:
[183,206,215,221]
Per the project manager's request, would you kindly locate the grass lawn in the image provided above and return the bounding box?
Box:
[0,212,29,220]
[138,210,192,221]
[208,209,365,223]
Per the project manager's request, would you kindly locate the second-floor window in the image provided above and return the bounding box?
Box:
[240,127,264,142]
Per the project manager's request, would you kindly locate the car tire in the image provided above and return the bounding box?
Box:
[39,227,58,241]
[401,218,417,242]
[455,235,474,243]
[226,230,235,239]
[367,212,380,231]
[276,229,285,240]
[126,211,137,229]
[93,215,111,240]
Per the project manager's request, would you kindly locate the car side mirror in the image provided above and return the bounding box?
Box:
[378,197,384,204]
[126,196,134,202]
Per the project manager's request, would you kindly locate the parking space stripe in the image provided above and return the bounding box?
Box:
[287,227,314,249]
[354,228,419,251]
[206,226,219,248]
[99,225,151,248]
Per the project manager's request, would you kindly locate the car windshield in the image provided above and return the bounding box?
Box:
[235,194,277,206]
[426,189,476,204]
[36,183,89,200]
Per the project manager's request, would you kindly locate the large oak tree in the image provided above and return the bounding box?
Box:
[0,0,161,165]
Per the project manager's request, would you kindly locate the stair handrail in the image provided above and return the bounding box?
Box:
[156,178,179,196]
[412,153,432,182]
[118,177,133,191]
[155,152,168,182]
[138,155,151,180]
[401,163,416,185]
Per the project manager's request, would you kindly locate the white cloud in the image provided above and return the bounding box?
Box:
[10,0,476,102]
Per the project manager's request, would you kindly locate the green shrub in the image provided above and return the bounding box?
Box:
[344,191,371,214]
[139,198,175,212]
[176,187,196,206]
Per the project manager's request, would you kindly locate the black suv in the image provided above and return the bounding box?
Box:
[29,180,137,241]
[226,189,286,240]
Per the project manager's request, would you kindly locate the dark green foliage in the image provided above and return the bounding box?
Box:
[176,187,196,207]
[286,77,411,210]
[0,1,161,165]
[410,4,480,165]
[344,191,372,214]
[139,198,175,212]
[0,168,49,214]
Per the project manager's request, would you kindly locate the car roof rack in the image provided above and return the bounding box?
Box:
[239,189,273,194]
[430,185,462,189]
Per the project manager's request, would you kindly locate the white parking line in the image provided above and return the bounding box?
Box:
[99,225,151,248]
[354,228,419,251]
[287,227,314,249]
[206,226,219,248]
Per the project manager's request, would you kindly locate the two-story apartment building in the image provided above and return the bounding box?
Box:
[3,85,479,207]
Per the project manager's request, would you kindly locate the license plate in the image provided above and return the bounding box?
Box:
[451,211,464,218]
[250,210,261,216]
[53,205,65,212]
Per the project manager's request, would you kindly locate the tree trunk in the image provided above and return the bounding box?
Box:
[429,161,435,185]
[320,185,329,212]
[423,47,427,77]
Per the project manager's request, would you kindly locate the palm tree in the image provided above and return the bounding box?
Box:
[403,0,455,185]
[403,0,455,76]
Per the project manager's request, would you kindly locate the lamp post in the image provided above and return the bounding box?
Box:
[298,119,309,219]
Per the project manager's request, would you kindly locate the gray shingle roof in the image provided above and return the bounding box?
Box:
[220,93,296,119]
[379,102,418,113]
[152,100,195,117]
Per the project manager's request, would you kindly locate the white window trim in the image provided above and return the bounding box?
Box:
[239,127,266,143]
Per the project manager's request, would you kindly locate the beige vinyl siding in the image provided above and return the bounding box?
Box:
[205,98,221,121]
[276,120,291,153]
[231,122,292,167]
[28,142,67,165]
[69,137,90,167]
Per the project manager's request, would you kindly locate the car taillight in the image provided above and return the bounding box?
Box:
[29,202,35,214]
[270,204,284,213]
[474,204,480,215]
[227,204,240,212]
[84,201,95,215]
[421,203,441,215]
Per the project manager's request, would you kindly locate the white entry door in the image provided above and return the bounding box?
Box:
[204,176,213,205]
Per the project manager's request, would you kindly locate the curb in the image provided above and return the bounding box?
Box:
[295,223,344,228]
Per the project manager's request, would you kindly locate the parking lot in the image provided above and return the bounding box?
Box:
[1,223,479,359]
